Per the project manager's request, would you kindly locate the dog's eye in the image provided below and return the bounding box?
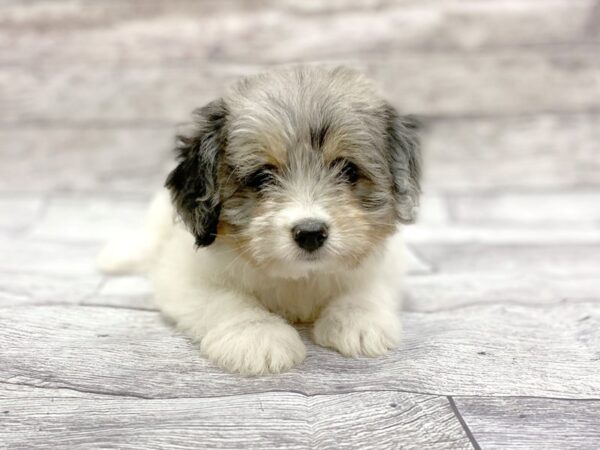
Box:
[245,165,276,190]
[333,158,360,184]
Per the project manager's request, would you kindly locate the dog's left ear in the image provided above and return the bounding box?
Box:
[165,99,228,247]
[383,104,422,223]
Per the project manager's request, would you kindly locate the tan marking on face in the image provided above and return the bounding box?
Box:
[219,221,263,268]
[327,190,396,268]
[261,143,287,168]
[218,199,271,269]
[320,130,357,164]
[227,128,289,170]
[216,221,234,238]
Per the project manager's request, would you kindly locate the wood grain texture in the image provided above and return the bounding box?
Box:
[404,273,600,312]
[1,304,598,399]
[3,48,600,125]
[0,235,99,276]
[2,115,600,194]
[88,275,153,310]
[454,397,600,450]
[0,235,103,305]
[0,195,44,232]
[0,271,101,306]
[405,225,600,245]
[0,0,596,66]
[29,194,148,243]
[0,386,471,450]
[1,0,600,447]
[422,114,600,192]
[411,243,600,275]
[0,127,172,193]
[447,191,600,226]
[0,0,596,67]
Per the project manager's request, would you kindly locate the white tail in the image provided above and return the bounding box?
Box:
[96,190,174,275]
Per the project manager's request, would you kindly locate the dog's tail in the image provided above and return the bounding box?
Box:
[96,189,174,275]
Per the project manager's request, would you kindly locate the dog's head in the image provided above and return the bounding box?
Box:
[166,67,421,278]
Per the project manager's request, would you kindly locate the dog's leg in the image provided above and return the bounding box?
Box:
[312,282,401,357]
[157,285,306,375]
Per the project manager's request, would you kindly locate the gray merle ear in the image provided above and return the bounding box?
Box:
[165,99,228,247]
[383,104,422,223]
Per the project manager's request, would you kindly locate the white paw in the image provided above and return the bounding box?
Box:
[313,308,400,357]
[200,319,306,376]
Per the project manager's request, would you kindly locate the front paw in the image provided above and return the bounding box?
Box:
[313,308,400,357]
[200,318,306,376]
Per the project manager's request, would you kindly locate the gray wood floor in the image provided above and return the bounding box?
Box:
[1,1,599,449]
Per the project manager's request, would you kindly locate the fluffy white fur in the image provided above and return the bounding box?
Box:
[98,189,406,375]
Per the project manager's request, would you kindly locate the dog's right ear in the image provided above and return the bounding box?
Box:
[383,104,422,224]
[165,99,228,247]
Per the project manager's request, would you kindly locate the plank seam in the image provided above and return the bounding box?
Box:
[2,382,600,402]
[447,396,481,450]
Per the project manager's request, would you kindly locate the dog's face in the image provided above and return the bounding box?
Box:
[166,67,421,278]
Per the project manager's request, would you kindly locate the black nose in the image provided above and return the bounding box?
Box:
[292,220,329,252]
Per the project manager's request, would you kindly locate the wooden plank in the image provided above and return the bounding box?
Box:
[0,386,471,450]
[309,392,471,450]
[422,114,600,192]
[405,223,600,311]
[406,225,600,245]
[0,271,101,305]
[454,397,600,450]
[411,243,600,275]
[2,49,600,124]
[0,0,596,67]
[1,304,598,398]
[29,194,148,243]
[0,195,44,233]
[0,236,103,305]
[87,275,153,310]
[404,239,600,311]
[447,191,600,226]
[404,272,600,312]
[0,235,100,276]
[0,66,238,125]
[0,195,151,307]
[0,127,172,193]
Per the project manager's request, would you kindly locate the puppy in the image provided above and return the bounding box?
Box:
[98,66,421,375]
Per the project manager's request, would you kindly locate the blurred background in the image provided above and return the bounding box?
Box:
[1,1,600,448]
[2,0,599,307]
